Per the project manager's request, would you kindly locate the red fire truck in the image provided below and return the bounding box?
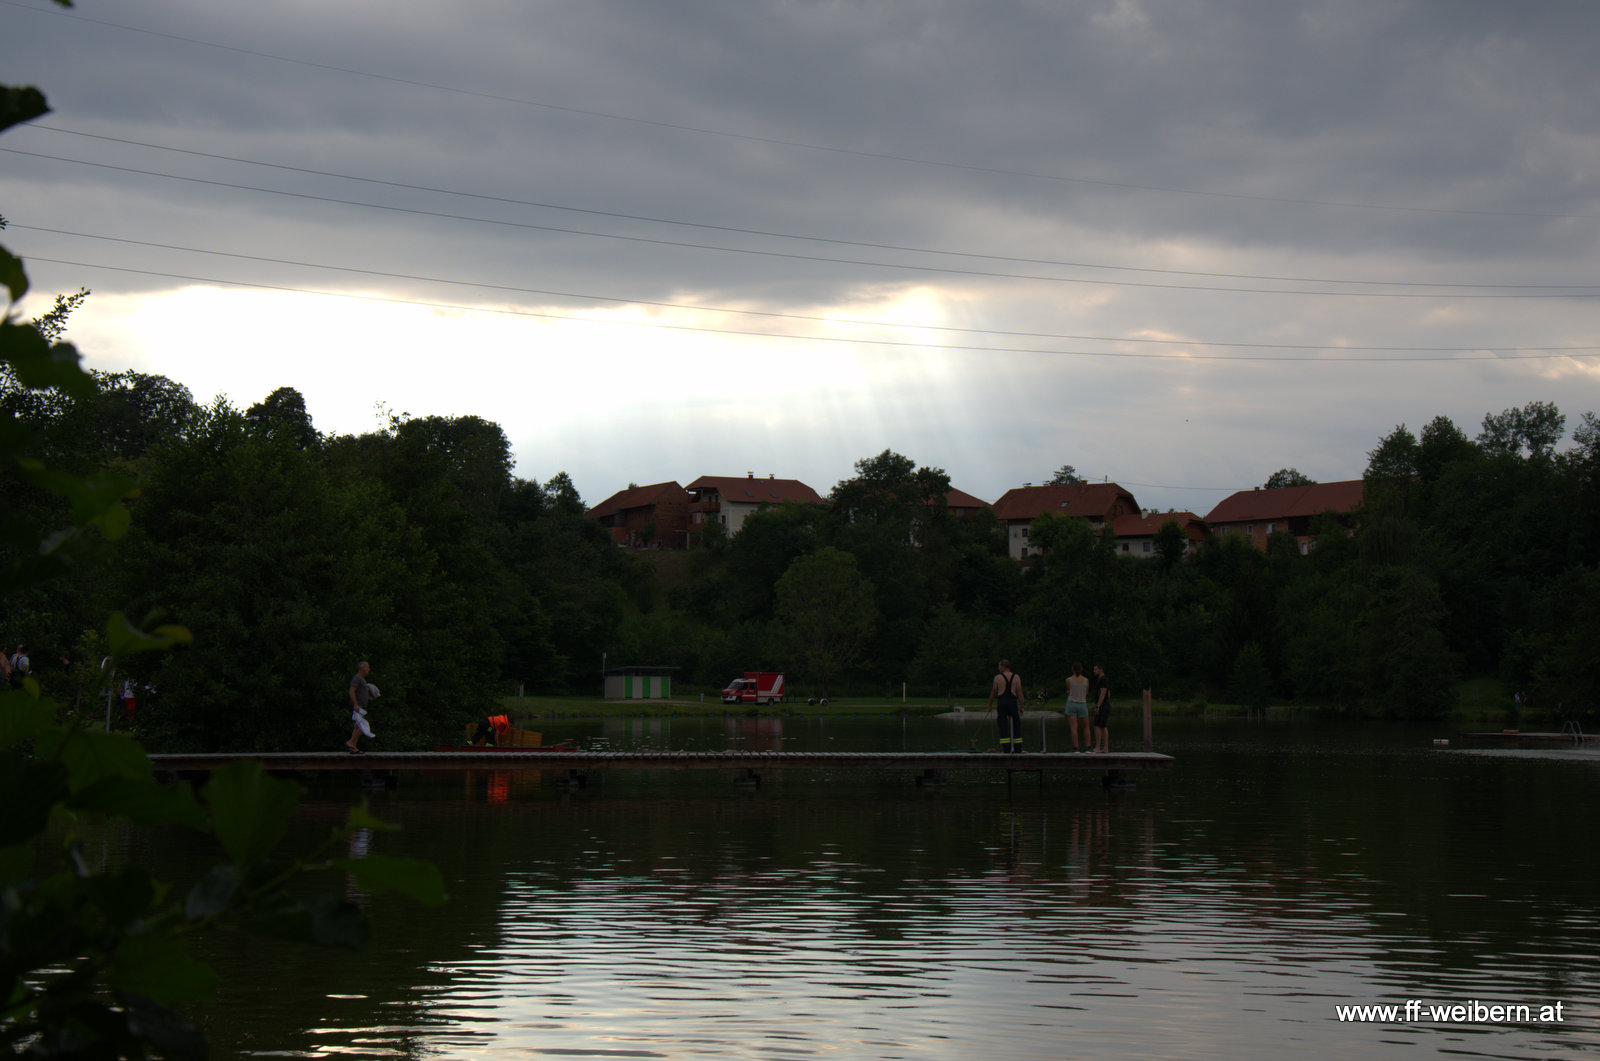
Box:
[721,671,786,705]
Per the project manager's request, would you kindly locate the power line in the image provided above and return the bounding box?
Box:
[10,0,1598,223]
[22,125,1596,294]
[17,224,1600,354]
[23,255,1600,364]
[8,148,1597,301]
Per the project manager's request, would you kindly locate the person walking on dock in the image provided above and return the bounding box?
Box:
[1090,663,1111,753]
[346,661,375,753]
[1064,663,1091,751]
[988,660,1025,753]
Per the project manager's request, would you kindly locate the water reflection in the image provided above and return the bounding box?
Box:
[154,719,1599,1059]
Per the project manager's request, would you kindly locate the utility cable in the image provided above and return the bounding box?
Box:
[23,255,1600,363]
[15,223,1600,354]
[19,125,1596,293]
[6,148,1595,300]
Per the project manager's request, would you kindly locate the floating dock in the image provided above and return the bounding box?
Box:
[1457,731,1592,743]
[148,749,1174,788]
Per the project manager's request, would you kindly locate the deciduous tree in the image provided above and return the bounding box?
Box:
[1262,468,1314,489]
[774,546,877,698]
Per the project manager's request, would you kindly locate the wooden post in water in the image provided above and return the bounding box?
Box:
[1143,689,1153,752]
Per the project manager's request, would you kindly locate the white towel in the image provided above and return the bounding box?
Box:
[351,709,373,738]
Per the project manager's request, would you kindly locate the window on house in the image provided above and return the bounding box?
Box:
[1267,522,1276,533]
[1142,541,1152,553]
[1245,524,1254,536]
[1119,543,1128,552]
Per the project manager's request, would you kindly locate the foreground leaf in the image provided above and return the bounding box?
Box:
[250,893,370,952]
[0,756,69,846]
[69,775,206,829]
[202,761,303,866]
[332,854,447,906]
[37,727,152,793]
[110,932,219,1005]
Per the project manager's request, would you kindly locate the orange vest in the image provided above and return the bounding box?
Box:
[489,715,511,735]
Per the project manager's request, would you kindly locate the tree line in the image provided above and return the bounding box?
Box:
[621,408,1600,722]
[1,372,644,750]
[4,365,1597,743]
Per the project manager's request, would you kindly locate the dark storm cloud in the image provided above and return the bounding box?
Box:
[10,0,1597,301]
[4,0,1597,509]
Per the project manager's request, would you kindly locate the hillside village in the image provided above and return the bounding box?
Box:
[587,472,1365,560]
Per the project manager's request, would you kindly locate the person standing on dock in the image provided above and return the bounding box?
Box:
[346,661,374,753]
[1064,663,1091,751]
[1090,663,1110,753]
[988,660,1025,753]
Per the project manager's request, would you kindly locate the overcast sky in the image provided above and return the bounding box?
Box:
[3,0,1597,514]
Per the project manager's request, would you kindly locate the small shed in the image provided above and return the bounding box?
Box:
[603,665,678,700]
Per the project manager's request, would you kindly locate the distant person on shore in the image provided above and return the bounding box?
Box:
[988,660,1025,753]
[9,645,28,688]
[346,661,375,753]
[1065,663,1090,751]
[1091,663,1110,753]
[473,713,513,746]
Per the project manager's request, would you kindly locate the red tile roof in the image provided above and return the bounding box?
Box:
[1110,511,1206,537]
[991,482,1140,523]
[945,487,990,509]
[587,481,686,520]
[686,475,823,506]
[1203,480,1364,524]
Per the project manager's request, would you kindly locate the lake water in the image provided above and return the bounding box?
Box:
[151,716,1596,1059]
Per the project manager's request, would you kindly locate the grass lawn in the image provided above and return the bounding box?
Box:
[493,689,1544,724]
[498,694,1239,719]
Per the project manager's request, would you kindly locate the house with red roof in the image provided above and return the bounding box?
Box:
[944,487,990,518]
[1109,511,1209,559]
[587,481,691,549]
[686,474,825,540]
[1203,479,1364,554]
[991,482,1142,560]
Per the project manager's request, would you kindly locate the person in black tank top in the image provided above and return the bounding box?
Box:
[987,659,1025,753]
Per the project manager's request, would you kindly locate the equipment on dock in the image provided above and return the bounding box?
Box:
[437,724,577,752]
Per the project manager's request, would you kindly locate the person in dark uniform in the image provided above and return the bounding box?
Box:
[987,659,1025,753]
[1091,663,1111,753]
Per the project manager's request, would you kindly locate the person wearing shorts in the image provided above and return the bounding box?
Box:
[1064,663,1090,751]
[346,661,374,753]
[1091,663,1111,753]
